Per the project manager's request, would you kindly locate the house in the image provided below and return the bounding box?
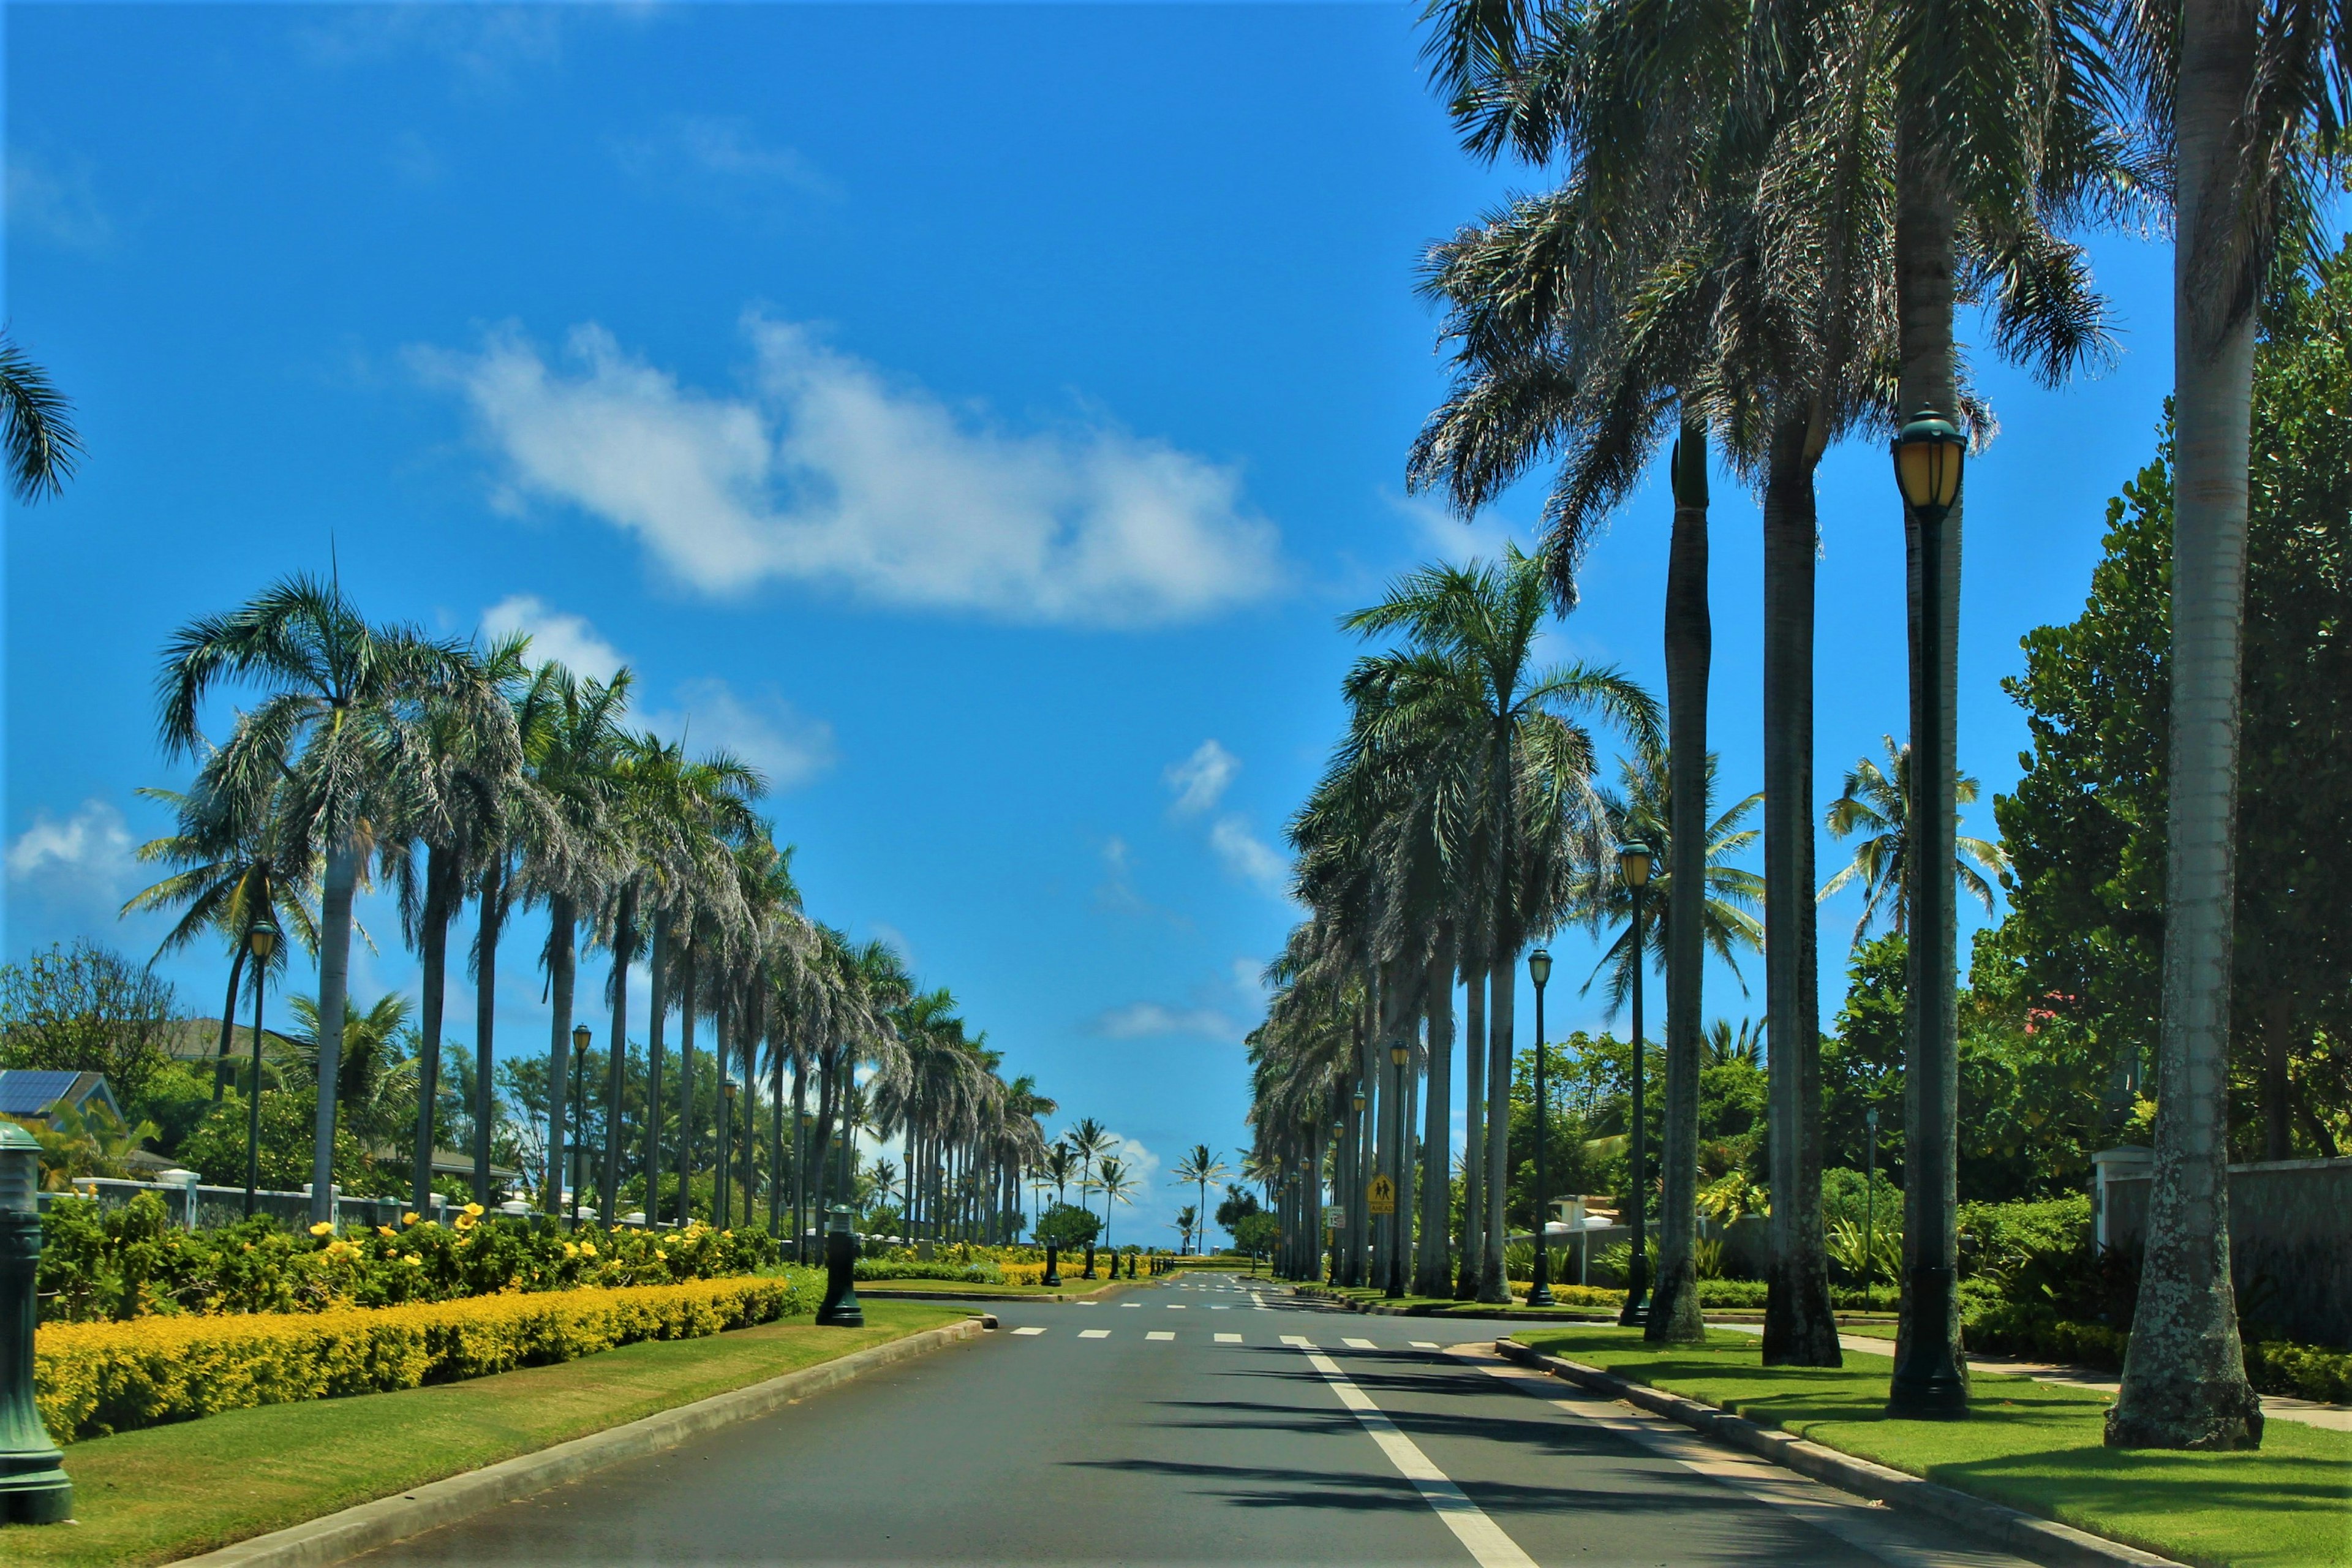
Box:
[0,1069,124,1128]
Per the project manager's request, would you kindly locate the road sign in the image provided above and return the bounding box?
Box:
[1367,1174,1396,1216]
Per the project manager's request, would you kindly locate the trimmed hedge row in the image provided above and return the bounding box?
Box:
[1965,1303,2352,1406]
[34,1272,818,1444]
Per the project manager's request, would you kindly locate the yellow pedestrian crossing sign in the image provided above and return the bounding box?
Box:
[1368,1173,1396,1215]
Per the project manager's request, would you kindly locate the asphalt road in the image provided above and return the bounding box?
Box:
[352,1273,2034,1567]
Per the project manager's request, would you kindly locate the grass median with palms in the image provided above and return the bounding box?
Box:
[1513,1327,2351,1568]
[2,1300,962,1568]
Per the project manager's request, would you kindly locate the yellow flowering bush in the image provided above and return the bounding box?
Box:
[34,1273,818,1444]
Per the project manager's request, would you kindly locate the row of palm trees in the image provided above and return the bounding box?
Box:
[1250,0,2337,1450]
[133,573,1053,1242]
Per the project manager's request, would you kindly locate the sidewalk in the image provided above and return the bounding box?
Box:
[1713,1322,2352,1433]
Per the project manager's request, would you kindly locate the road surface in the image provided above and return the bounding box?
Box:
[353,1273,2032,1566]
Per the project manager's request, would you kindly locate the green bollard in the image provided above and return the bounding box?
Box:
[0,1125,71,1524]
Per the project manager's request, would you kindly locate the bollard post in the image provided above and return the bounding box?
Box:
[816,1203,864,1327]
[0,1125,72,1524]
[1043,1239,1061,1288]
[1082,1240,1096,1280]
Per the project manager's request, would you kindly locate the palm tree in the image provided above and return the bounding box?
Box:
[0,333,81,502]
[1172,1204,1199,1255]
[160,575,489,1224]
[1042,1142,1077,1208]
[1170,1145,1227,1254]
[1066,1117,1112,1221]
[1096,1155,1136,1251]
[1818,737,2007,946]
[1572,750,1765,1012]
[2104,0,2348,1455]
[277,992,419,1146]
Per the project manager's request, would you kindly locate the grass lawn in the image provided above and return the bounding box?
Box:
[2,1300,963,1568]
[1514,1327,2352,1568]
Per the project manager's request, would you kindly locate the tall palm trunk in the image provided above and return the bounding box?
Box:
[412,843,454,1213]
[1651,423,1712,1344]
[600,883,636,1220]
[1892,145,1967,1402]
[213,947,247,1106]
[1480,961,1513,1303]
[1414,934,1457,1295]
[473,859,507,1206]
[1760,422,1841,1365]
[645,910,668,1224]
[545,891,577,1215]
[2109,0,2266,1449]
[676,944,697,1224]
[769,1036,785,1235]
[1458,965,1486,1298]
[309,837,361,1225]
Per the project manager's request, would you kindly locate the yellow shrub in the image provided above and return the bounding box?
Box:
[35,1275,808,1444]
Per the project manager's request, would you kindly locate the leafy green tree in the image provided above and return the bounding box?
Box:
[0,940,179,1104]
[1232,1211,1280,1272]
[1033,1201,1099,1251]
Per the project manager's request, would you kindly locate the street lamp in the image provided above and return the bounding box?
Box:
[1617,842,1653,1328]
[0,1124,72,1522]
[718,1076,739,1229]
[1385,1039,1409,1298]
[570,1025,591,1231]
[1527,947,1554,1307]
[1350,1089,1368,1287]
[243,919,279,1222]
[1330,1114,1345,1284]
[1889,405,1969,1420]
[1864,1106,1880,1308]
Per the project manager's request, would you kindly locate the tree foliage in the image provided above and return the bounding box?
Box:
[0,940,180,1104]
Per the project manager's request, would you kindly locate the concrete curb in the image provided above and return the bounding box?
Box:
[173,1317,987,1567]
[1491,1339,2187,1568]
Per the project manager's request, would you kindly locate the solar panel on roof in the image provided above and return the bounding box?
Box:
[0,1070,87,1116]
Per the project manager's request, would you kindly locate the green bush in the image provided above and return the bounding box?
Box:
[851,1260,1004,1283]
[1963,1300,2351,1404]
[36,1192,778,1323]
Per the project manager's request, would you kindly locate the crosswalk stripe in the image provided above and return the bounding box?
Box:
[1012,1325,1048,1336]
[1215,1333,1242,1343]
[1079,1329,1111,1340]
[1280,1334,1314,1348]
[1343,1337,1379,1349]
[1147,1330,1175,1341]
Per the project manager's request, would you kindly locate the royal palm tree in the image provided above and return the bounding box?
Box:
[2105,0,2348,1454]
[1170,1144,1228,1254]
[1818,737,2007,945]
[1572,749,1765,1012]
[160,574,491,1223]
[0,333,81,502]
[1172,1204,1199,1255]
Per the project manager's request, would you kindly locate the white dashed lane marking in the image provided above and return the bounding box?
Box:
[1079,1329,1111,1340]
[1011,1326,1047,1336]
[1411,1341,1440,1349]
[1343,1337,1379,1349]
[1147,1331,1175,1341]
[1215,1333,1242,1343]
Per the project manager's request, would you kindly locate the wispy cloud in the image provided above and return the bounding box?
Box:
[416,316,1284,627]
[7,148,113,253]
[1090,1001,1243,1042]
[1164,739,1239,817]
[644,677,837,791]
[292,5,575,86]
[483,594,630,683]
[1209,817,1287,894]
[611,115,832,200]
[7,799,137,909]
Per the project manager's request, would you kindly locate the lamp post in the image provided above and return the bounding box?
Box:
[1329,1115,1344,1284]
[1385,1040,1409,1297]
[1527,948,1555,1307]
[816,1202,864,1326]
[1890,407,1969,1419]
[1864,1106,1880,1309]
[242,919,279,1222]
[718,1076,739,1229]
[1350,1089,1368,1288]
[0,1125,71,1523]
[1617,842,1653,1328]
[570,1025,590,1231]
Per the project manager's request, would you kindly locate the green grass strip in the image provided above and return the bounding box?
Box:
[2,1300,963,1568]
[1514,1327,2352,1568]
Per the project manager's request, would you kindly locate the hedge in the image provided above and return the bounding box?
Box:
[1964,1302,2352,1406]
[34,1273,816,1444]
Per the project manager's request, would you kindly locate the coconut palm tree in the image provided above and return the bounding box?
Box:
[2104,0,2348,1455]
[160,574,492,1223]
[1172,1204,1199,1254]
[0,333,81,502]
[1818,737,2008,946]
[1066,1117,1112,1221]
[1170,1144,1228,1254]
[1096,1155,1136,1251]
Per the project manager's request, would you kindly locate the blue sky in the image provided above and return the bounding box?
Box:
[6,3,2181,1242]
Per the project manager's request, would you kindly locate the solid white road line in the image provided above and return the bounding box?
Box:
[1302,1349,1537,1568]
[1343,1337,1380,1349]
[1079,1329,1112,1340]
[1012,1326,1048,1336]
[1147,1330,1175,1341]
[1215,1333,1243,1343]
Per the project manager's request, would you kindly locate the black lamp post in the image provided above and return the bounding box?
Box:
[1350,1089,1368,1288]
[0,1124,71,1523]
[1385,1039,1409,1297]
[1864,1106,1880,1309]
[242,919,279,1221]
[1617,842,1653,1328]
[1329,1115,1344,1284]
[1527,949,1555,1306]
[570,1024,590,1231]
[1890,407,1969,1419]
[718,1076,739,1229]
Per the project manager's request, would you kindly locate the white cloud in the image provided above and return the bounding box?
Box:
[644,677,836,791]
[1101,1131,1161,1185]
[483,594,630,683]
[1209,817,1288,893]
[7,799,137,901]
[1385,489,1529,568]
[293,6,571,83]
[418,317,1284,626]
[611,116,831,198]
[1164,739,1240,817]
[1090,1001,1242,1042]
[1231,956,1270,998]
[7,148,111,253]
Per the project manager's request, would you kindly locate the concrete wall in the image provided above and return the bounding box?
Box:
[2103,1156,2352,1348]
